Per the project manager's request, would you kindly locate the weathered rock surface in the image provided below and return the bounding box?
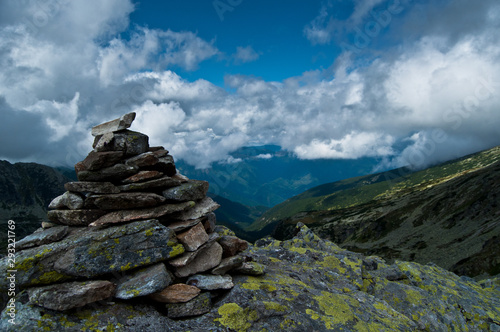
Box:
[89,201,195,226]
[77,163,138,183]
[212,256,244,275]
[147,155,176,176]
[187,274,234,290]
[165,218,201,232]
[115,263,173,300]
[162,180,209,202]
[149,284,201,304]
[233,261,265,276]
[0,220,184,289]
[65,181,120,194]
[47,209,107,226]
[168,233,220,268]
[80,151,125,171]
[166,292,212,318]
[176,223,209,252]
[91,112,136,136]
[16,226,69,250]
[86,192,166,210]
[219,235,248,258]
[2,224,499,331]
[121,170,163,184]
[125,152,159,168]
[117,176,181,192]
[173,197,220,221]
[175,242,223,278]
[48,191,84,210]
[27,280,116,311]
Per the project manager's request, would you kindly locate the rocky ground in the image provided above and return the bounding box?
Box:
[1,224,499,331]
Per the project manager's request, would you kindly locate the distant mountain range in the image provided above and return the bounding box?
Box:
[176,145,381,207]
[253,145,500,279]
[0,161,72,249]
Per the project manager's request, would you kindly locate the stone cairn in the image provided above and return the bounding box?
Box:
[9,112,263,318]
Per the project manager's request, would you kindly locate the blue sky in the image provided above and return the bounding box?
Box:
[0,0,499,169]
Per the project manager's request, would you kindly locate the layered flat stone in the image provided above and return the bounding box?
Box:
[168,232,221,268]
[86,192,166,210]
[91,112,136,136]
[165,218,201,232]
[115,263,173,300]
[77,164,138,183]
[93,132,114,152]
[166,292,211,318]
[219,236,249,258]
[174,242,223,278]
[172,197,220,221]
[48,191,84,210]
[117,176,181,192]
[28,280,116,311]
[113,130,149,156]
[121,171,163,184]
[89,201,195,227]
[65,181,120,194]
[176,223,209,252]
[16,226,69,251]
[146,155,176,176]
[80,151,125,171]
[212,255,244,275]
[162,180,209,202]
[47,209,107,226]
[125,152,159,168]
[186,274,234,290]
[172,172,189,183]
[149,284,201,304]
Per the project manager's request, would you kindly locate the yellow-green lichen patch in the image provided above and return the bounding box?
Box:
[313,291,355,325]
[396,261,423,282]
[215,303,258,332]
[318,255,347,274]
[168,242,185,258]
[263,301,288,312]
[242,276,277,292]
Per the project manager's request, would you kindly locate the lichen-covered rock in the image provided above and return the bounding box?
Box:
[0,220,184,290]
[166,292,212,318]
[27,280,116,311]
[2,224,499,332]
[115,263,173,300]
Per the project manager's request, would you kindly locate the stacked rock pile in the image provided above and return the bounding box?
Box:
[3,112,263,318]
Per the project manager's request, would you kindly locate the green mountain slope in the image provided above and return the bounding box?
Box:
[264,146,500,279]
[250,145,500,232]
